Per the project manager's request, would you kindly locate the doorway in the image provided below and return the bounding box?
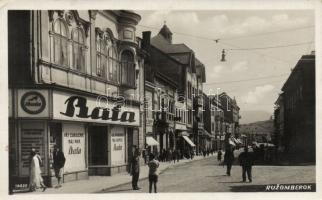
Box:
[88,126,108,166]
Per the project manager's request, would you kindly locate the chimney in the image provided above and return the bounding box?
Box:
[142,31,151,50]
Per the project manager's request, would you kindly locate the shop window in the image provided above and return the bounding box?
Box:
[121,50,135,87]
[53,18,69,67]
[71,28,86,71]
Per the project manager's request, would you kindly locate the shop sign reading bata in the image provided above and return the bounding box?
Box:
[17,89,49,117]
[53,91,140,126]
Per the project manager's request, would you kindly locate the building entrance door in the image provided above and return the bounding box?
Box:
[88,126,108,166]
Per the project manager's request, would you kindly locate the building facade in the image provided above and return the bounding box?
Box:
[278,52,315,162]
[8,10,145,187]
[147,25,205,153]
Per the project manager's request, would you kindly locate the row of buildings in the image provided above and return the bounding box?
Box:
[274,51,315,162]
[8,10,240,188]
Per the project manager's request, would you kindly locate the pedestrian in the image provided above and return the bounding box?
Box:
[177,149,181,162]
[190,149,194,160]
[29,149,47,192]
[168,149,172,163]
[238,147,254,182]
[130,147,141,190]
[172,149,177,163]
[53,145,66,188]
[217,149,222,162]
[223,146,235,176]
[148,153,159,193]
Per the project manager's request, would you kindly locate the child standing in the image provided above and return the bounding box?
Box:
[148,154,159,193]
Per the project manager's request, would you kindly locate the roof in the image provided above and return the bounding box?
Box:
[281,54,315,91]
[159,24,173,36]
[151,34,192,54]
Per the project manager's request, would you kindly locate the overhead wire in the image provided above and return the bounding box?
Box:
[204,73,289,85]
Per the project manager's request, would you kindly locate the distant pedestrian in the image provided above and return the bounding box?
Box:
[29,149,47,192]
[223,146,235,176]
[130,148,141,190]
[148,153,159,193]
[238,147,254,182]
[190,149,194,160]
[177,150,181,162]
[53,145,66,188]
[217,149,222,162]
[172,149,177,163]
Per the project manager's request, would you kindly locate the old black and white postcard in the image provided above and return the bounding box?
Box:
[1,0,322,199]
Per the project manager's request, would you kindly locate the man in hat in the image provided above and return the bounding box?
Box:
[130,147,141,190]
[238,147,254,182]
[53,145,66,188]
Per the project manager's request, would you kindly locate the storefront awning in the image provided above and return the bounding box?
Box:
[229,139,236,146]
[236,138,243,144]
[179,131,190,137]
[146,136,159,146]
[182,136,196,147]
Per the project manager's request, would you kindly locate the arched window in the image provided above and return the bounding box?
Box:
[96,35,107,77]
[121,50,135,87]
[108,47,118,83]
[72,28,86,71]
[53,18,68,66]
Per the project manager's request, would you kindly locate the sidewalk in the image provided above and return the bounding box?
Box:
[31,154,216,194]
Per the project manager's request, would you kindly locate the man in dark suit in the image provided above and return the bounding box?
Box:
[224,146,235,176]
[53,145,66,188]
[238,147,254,182]
[130,147,141,190]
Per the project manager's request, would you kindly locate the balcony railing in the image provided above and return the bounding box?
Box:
[155,111,174,123]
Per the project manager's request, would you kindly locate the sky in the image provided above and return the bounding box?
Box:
[135,10,315,123]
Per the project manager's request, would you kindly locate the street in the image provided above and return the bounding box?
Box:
[100,155,315,193]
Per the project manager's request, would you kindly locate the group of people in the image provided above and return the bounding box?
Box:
[221,146,255,182]
[28,145,66,192]
[157,149,181,163]
[130,146,255,193]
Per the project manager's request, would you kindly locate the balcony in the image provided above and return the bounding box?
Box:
[155,111,174,124]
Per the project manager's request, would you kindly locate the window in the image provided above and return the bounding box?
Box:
[72,28,86,71]
[121,50,135,87]
[96,36,107,77]
[108,47,119,83]
[53,19,68,66]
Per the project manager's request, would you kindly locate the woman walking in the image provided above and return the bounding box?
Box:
[29,149,47,192]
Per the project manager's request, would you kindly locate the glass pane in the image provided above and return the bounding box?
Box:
[54,37,60,64]
[61,39,68,66]
[54,20,61,34]
[122,63,127,84]
[72,29,79,42]
[79,46,85,71]
[96,40,100,51]
[96,55,101,75]
[102,55,107,77]
[60,21,67,37]
[78,30,84,44]
[73,43,79,69]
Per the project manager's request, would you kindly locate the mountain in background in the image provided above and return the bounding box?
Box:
[240,110,272,124]
[239,119,274,142]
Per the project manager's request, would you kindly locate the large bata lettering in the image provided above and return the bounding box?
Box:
[60,96,89,118]
[60,96,136,123]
